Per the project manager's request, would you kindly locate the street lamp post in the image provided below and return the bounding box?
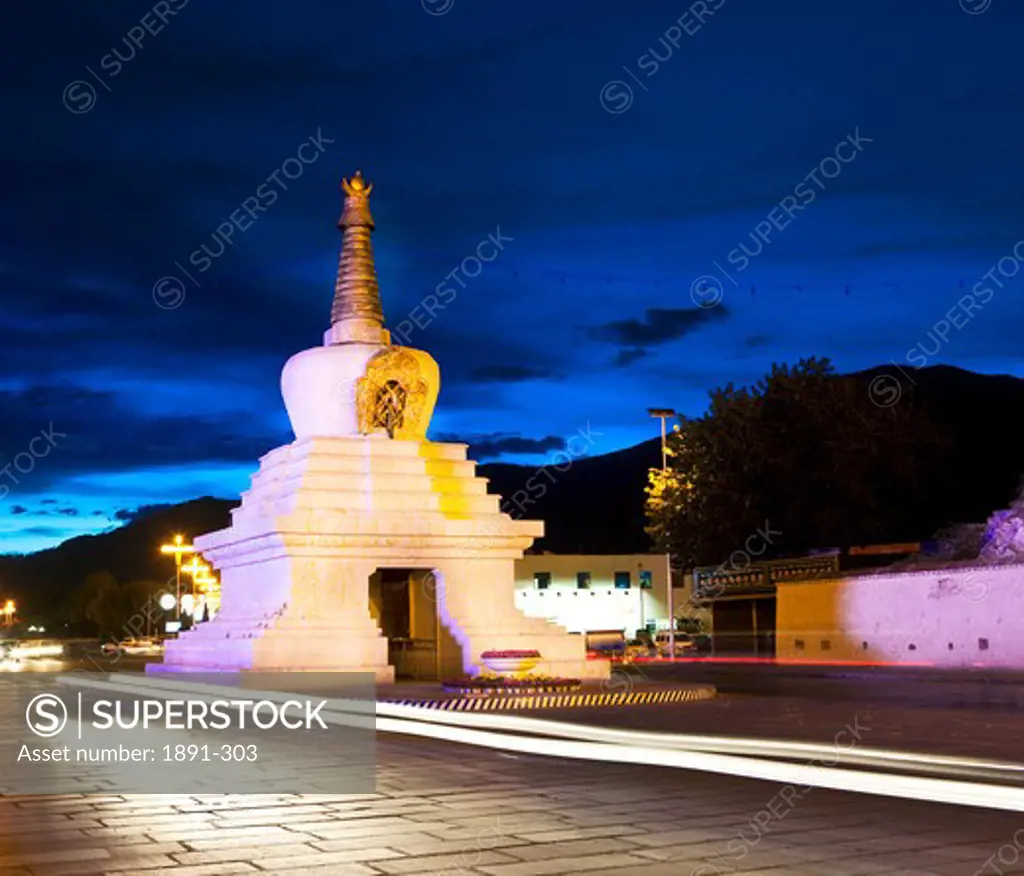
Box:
[181,556,209,612]
[649,408,674,472]
[637,563,646,632]
[648,407,677,661]
[160,534,195,624]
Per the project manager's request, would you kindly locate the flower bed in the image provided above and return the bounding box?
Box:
[442,675,581,694]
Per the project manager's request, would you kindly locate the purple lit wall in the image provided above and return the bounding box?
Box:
[776,565,1020,668]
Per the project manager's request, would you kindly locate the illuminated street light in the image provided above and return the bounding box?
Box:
[195,573,219,601]
[2,600,15,626]
[181,556,211,616]
[648,407,677,662]
[193,573,217,590]
[192,572,220,621]
[160,534,195,622]
[181,556,210,580]
[158,593,176,611]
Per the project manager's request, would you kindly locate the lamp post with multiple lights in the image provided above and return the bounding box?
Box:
[159,534,195,624]
[648,407,677,661]
[181,555,208,615]
[2,600,15,626]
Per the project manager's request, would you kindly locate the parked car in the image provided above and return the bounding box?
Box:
[623,639,652,661]
[654,630,696,657]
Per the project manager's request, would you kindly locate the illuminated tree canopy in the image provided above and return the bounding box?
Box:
[646,357,948,569]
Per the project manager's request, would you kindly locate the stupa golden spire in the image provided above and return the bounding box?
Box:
[330,170,385,339]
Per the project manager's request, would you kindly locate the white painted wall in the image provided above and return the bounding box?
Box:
[513,554,707,636]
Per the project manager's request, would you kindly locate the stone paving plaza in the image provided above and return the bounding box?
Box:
[0,725,1020,875]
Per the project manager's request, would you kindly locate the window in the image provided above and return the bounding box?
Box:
[639,570,653,590]
[576,572,591,590]
[534,572,551,590]
[614,571,630,590]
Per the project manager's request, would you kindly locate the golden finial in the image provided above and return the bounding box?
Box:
[339,169,374,230]
[342,170,372,198]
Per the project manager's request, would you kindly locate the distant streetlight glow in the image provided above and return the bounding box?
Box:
[180,555,212,620]
[159,593,176,611]
[193,571,221,620]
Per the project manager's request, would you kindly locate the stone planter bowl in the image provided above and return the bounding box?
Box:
[481,655,540,675]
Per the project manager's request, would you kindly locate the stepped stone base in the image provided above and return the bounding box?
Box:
[153,436,609,683]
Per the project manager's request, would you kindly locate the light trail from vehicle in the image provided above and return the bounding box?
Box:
[373,701,1024,783]
[371,713,1024,812]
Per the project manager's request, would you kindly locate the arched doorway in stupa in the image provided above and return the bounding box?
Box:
[368,567,462,680]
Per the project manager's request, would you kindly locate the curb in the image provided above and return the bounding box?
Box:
[441,686,581,695]
[383,686,716,711]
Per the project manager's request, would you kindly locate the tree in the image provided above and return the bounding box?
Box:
[931,523,985,561]
[121,580,166,637]
[646,357,947,568]
[68,570,120,637]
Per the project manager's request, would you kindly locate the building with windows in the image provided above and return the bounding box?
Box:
[514,554,708,636]
[693,545,922,656]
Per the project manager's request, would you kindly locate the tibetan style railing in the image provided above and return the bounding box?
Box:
[693,555,839,600]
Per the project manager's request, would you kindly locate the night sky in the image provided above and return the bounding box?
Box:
[4,0,1023,551]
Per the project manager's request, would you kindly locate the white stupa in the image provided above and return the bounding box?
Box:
[157,171,608,682]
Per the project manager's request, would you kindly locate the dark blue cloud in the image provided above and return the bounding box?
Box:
[470,365,563,383]
[587,307,731,346]
[436,433,565,461]
[614,349,649,368]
